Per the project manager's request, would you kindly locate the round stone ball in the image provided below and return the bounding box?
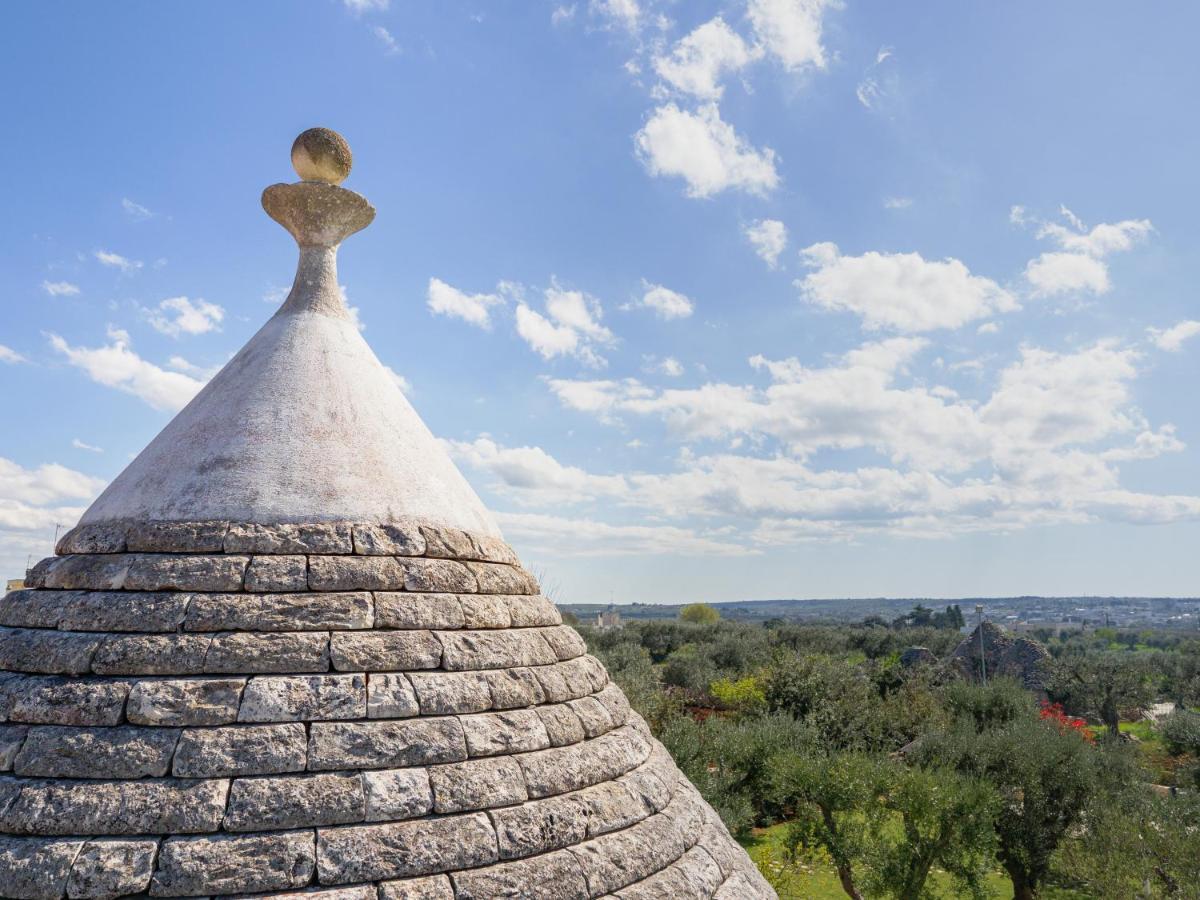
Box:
[291,128,353,184]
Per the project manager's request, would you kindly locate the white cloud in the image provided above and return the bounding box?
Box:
[516,284,614,366]
[642,355,684,377]
[121,198,153,221]
[71,438,103,453]
[0,456,108,574]
[448,437,629,506]
[747,0,834,71]
[635,281,694,319]
[743,219,787,268]
[653,17,758,100]
[635,103,779,198]
[42,280,80,297]
[381,365,412,395]
[977,322,1000,335]
[94,250,142,273]
[1018,207,1153,298]
[589,0,639,32]
[145,296,225,338]
[0,345,26,364]
[373,26,399,54]
[1037,209,1153,257]
[427,277,504,329]
[498,511,754,557]
[1024,251,1109,297]
[1148,320,1200,353]
[343,0,388,13]
[551,5,576,26]
[883,196,912,210]
[797,242,1017,332]
[48,326,207,412]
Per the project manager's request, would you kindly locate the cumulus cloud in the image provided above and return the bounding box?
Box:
[747,0,834,71]
[633,282,694,319]
[653,17,758,100]
[342,0,388,13]
[1148,320,1200,353]
[94,250,142,273]
[498,511,754,557]
[1019,206,1152,297]
[643,355,684,377]
[635,103,779,198]
[145,297,225,338]
[447,437,629,506]
[589,0,640,32]
[516,285,614,366]
[797,242,1017,332]
[743,219,787,268]
[42,280,80,297]
[48,326,207,412]
[0,345,26,364]
[0,456,108,574]
[427,277,504,329]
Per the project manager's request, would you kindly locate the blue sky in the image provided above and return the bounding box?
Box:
[2,1,1199,603]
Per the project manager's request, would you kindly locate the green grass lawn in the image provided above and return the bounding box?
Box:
[739,822,1090,899]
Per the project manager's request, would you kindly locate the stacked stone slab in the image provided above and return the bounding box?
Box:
[0,129,775,899]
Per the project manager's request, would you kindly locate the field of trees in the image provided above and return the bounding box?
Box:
[572,604,1200,899]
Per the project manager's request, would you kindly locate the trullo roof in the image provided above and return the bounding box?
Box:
[0,128,775,899]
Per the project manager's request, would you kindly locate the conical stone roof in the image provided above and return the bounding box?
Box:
[0,129,775,900]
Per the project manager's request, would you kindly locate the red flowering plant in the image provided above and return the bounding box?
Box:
[1039,701,1095,743]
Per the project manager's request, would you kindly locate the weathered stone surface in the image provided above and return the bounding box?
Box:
[505,594,562,628]
[373,592,464,630]
[151,830,315,895]
[125,554,248,592]
[225,522,353,554]
[619,752,675,815]
[0,628,101,675]
[1,676,129,726]
[244,555,308,591]
[484,667,546,710]
[696,821,741,878]
[402,558,478,594]
[367,673,419,719]
[225,772,365,830]
[577,781,647,837]
[0,725,27,770]
[568,696,615,739]
[21,557,54,590]
[272,889,377,900]
[239,674,365,722]
[307,718,466,770]
[568,810,686,897]
[41,556,131,591]
[377,874,454,899]
[408,671,492,715]
[451,848,589,900]
[662,781,709,841]
[518,727,650,799]
[204,631,330,674]
[173,723,307,777]
[594,683,631,727]
[950,622,1053,695]
[618,847,720,899]
[126,521,228,553]
[0,590,72,629]
[363,768,433,822]
[126,677,245,726]
[92,634,211,676]
[899,646,937,669]
[537,703,586,747]
[316,812,498,883]
[713,867,776,899]
[186,591,373,632]
[0,777,228,836]
[458,594,511,629]
[460,710,551,757]
[541,626,588,662]
[66,838,157,899]
[13,725,180,779]
[59,591,191,633]
[533,664,574,705]
[436,630,557,671]
[429,756,527,814]
[352,522,426,556]
[474,536,520,566]
[330,630,442,671]
[57,522,127,555]
[418,524,479,560]
[489,793,588,861]
[465,562,538,596]
[308,556,406,591]
[559,655,610,694]
[0,836,83,899]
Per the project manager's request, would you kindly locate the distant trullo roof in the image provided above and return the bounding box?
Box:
[0,129,774,899]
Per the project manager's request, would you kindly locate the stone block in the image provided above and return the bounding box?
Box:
[126,520,228,553]
[568,811,685,896]
[0,836,83,899]
[401,558,478,594]
[532,664,573,704]
[307,718,466,771]
[436,630,557,671]
[224,521,353,554]
[66,838,158,899]
[0,628,101,675]
[593,683,631,726]
[540,626,589,661]
[2,676,129,727]
[373,592,464,630]
[418,523,479,560]
[465,562,538,595]
[244,555,308,591]
[505,594,562,628]
[224,772,365,830]
[239,674,365,722]
[363,767,433,822]
[451,848,589,900]
[13,725,180,779]
[0,590,72,629]
[150,831,315,896]
[125,677,245,726]
[536,703,586,747]
[518,727,649,799]
[59,591,191,633]
[429,756,527,814]
[474,536,520,566]
[460,710,551,757]
[352,522,426,556]
[124,554,248,592]
[558,654,609,693]
[92,634,211,676]
[488,793,589,860]
[367,673,419,719]
[577,781,647,837]
[330,630,442,671]
[185,591,372,632]
[377,875,454,899]
[272,889,378,900]
[56,522,127,555]
[408,671,492,715]
[42,556,132,591]
[0,777,228,836]
[308,555,406,591]
[20,557,54,590]
[568,696,615,738]
[204,631,330,674]
[458,594,511,629]
[713,867,776,900]
[316,812,497,883]
[0,725,28,770]
[484,667,546,710]
[173,723,307,777]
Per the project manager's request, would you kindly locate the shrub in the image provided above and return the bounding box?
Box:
[1160,709,1200,756]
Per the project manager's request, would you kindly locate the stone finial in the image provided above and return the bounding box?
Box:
[291,128,353,185]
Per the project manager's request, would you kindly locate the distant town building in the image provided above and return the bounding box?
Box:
[5,579,23,592]
[596,605,622,629]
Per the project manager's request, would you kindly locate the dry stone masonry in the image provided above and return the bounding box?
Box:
[0,129,773,899]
